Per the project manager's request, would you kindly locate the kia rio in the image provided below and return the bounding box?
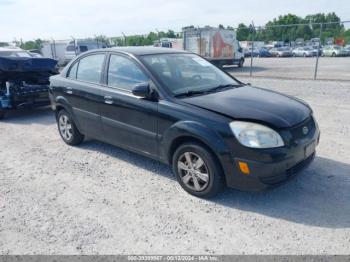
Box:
[49,47,320,198]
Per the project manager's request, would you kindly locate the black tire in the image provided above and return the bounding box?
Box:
[238,59,244,68]
[57,109,84,145]
[332,52,336,57]
[0,110,5,120]
[172,142,225,198]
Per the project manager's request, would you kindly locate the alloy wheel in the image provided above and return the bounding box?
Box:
[59,114,73,141]
[177,152,210,192]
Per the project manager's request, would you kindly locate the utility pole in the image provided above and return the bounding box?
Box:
[314,23,323,80]
[250,21,255,77]
[121,32,127,46]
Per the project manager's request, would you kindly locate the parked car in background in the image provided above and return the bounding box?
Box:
[64,40,108,65]
[244,47,271,58]
[243,47,260,57]
[344,45,350,56]
[322,45,348,57]
[50,47,320,198]
[0,48,58,119]
[269,47,292,57]
[292,46,317,57]
[258,47,272,57]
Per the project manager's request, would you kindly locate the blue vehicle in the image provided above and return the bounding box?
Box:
[243,47,260,57]
[258,47,272,57]
[0,48,58,119]
[244,47,271,57]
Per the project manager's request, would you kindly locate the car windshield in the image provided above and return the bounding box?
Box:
[141,53,242,96]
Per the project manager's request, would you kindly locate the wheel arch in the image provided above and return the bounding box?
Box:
[53,97,83,134]
[161,120,231,182]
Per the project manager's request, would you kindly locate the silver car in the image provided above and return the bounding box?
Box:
[269,47,292,57]
[292,46,317,57]
[322,45,348,57]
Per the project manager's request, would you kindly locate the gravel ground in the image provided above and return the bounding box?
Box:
[227,57,350,81]
[0,77,349,255]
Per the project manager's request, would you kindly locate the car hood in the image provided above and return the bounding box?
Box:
[182,86,312,128]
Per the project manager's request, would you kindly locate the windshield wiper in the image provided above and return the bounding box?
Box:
[204,83,244,93]
[174,90,208,98]
[174,84,244,98]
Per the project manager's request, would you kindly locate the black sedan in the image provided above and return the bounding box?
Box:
[49,47,320,198]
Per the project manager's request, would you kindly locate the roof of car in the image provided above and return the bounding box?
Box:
[101,46,188,56]
[0,47,24,52]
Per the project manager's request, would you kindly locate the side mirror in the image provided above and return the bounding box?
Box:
[132,82,151,98]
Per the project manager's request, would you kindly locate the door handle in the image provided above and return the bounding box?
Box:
[65,87,73,95]
[104,96,113,105]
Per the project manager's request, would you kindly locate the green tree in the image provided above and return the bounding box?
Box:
[236,23,250,41]
[20,39,43,50]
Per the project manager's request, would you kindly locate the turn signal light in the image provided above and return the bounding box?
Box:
[238,161,250,175]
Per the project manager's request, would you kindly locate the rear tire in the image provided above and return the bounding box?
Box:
[57,109,84,145]
[238,59,244,68]
[332,52,336,57]
[172,142,225,198]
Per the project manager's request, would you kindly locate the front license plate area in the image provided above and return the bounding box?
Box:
[305,141,316,158]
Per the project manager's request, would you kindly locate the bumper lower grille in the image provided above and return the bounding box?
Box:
[260,153,315,185]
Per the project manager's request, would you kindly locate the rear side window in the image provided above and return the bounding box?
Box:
[76,54,105,84]
[107,55,148,91]
[67,62,78,79]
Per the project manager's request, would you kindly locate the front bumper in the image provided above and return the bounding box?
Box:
[0,84,50,110]
[224,117,320,191]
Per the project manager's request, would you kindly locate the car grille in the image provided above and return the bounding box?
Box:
[289,117,316,140]
[260,153,315,185]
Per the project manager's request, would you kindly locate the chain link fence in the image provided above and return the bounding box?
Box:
[228,20,350,81]
[7,21,349,81]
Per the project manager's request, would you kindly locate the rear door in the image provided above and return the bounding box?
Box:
[100,53,158,157]
[64,52,106,137]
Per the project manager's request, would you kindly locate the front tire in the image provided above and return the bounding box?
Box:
[172,142,225,198]
[57,109,84,145]
[238,58,244,68]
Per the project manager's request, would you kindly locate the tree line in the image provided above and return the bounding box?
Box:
[11,12,350,50]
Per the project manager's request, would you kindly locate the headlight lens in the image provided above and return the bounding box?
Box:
[230,121,284,148]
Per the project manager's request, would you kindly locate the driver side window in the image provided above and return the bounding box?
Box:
[107,55,149,91]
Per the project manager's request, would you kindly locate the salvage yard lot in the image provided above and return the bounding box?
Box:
[0,77,349,254]
[228,57,350,81]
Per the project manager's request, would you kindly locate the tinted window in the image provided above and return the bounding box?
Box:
[108,55,149,91]
[67,62,78,79]
[76,54,105,83]
[79,45,88,52]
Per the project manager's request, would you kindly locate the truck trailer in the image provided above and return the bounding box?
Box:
[183,27,244,67]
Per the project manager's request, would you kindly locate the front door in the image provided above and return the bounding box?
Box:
[100,54,158,157]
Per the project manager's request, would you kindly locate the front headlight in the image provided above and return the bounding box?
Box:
[230,121,284,148]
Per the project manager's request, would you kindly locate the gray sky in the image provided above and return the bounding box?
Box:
[1,0,349,41]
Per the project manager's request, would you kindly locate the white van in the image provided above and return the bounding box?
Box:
[63,40,108,65]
